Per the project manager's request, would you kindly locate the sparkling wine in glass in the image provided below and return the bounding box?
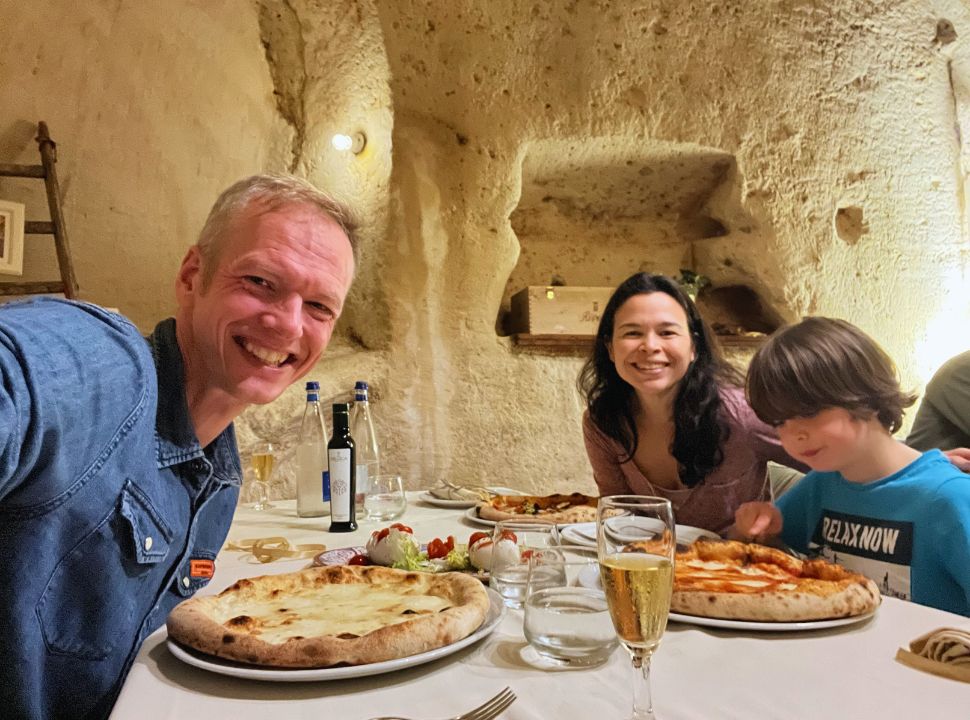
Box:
[249,442,276,511]
[597,496,675,720]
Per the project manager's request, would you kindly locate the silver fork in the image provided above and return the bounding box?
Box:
[368,686,516,720]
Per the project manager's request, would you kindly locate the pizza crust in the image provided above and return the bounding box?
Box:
[167,565,490,668]
[477,493,598,524]
[671,540,881,622]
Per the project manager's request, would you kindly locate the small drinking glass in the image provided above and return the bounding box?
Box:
[488,522,561,608]
[248,442,276,511]
[523,547,619,666]
[598,496,675,720]
[364,474,407,521]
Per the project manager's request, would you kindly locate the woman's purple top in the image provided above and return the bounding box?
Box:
[583,386,803,534]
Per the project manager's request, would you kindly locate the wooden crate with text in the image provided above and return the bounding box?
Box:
[508,286,614,336]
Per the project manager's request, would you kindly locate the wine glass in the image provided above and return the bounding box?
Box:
[248,442,276,511]
[597,496,675,720]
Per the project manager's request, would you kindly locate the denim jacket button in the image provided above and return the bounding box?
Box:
[144,536,153,551]
[182,577,190,588]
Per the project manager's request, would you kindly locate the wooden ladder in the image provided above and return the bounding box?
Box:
[0,122,78,299]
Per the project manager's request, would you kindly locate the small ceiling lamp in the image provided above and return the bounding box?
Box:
[331,132,367,154]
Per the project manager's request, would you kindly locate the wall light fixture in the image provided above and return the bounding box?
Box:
[332,132,367,154]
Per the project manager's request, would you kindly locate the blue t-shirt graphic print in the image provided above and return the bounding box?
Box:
[809,509,914,601]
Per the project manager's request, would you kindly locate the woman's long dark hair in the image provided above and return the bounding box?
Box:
[578,273,742,488]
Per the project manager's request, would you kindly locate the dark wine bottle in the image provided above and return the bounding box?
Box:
[327,403,357,532]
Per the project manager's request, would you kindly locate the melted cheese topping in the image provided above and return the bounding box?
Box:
[215,585,451,644]
[678,557,799,593]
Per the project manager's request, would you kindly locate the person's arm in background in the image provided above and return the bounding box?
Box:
[582,411,632,495]
[942,448,970,473]
[908,351,970,457]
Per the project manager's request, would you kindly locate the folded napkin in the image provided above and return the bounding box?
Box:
[895,626,970,683]
[428,483,489,501]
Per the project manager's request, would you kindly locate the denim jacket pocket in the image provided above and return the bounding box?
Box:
[37,480,173,660]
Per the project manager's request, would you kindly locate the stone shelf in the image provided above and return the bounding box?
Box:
[511,332,768,354]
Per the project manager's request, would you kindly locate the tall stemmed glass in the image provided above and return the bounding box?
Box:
[597,496,675,720]
[248,442,277,511]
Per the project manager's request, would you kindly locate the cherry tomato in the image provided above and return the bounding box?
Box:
[427,538,448,559]
[498,529,518,543]
[426,536,457,559]
[347,553,370,566]
[520,549,535,561]
[375,523,413,543]
[469,531,489,546]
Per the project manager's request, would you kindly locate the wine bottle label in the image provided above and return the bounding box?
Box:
[328,449,353,521]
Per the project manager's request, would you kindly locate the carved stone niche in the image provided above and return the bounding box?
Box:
[695,284,783,348]
[499,136,786,352]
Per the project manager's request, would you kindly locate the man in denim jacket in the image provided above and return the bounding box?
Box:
[0,174,357,719]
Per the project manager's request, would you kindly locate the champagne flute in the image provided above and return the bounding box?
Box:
[597,496,675,720]
[248,442,276,511]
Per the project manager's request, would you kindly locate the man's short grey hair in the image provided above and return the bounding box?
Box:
[196,174,359,285]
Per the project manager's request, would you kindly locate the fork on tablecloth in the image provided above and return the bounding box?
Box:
[367,686,516,720]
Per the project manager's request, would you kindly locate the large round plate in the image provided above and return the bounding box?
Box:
[419,487,525,509]
[575,566,876,632]
[464,506,497,527]
[166,587,506,681]
[560,521,719,549]
[666,609,877,632]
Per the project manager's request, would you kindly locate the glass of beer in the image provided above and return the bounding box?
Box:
[597,496,675,720]
[248,442,277,511]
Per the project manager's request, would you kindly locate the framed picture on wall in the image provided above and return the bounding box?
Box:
[0,200,25,276]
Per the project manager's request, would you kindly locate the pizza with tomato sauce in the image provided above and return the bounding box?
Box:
[672,540,880,622]
[476,493,598,524]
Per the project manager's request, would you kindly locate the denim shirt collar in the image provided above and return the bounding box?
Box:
[147,318,241,486]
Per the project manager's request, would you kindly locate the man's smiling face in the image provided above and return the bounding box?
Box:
[176,201,355,407]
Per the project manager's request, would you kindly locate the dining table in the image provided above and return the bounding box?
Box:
[111,493,968,719]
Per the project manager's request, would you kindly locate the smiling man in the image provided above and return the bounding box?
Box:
[0,175,357,720]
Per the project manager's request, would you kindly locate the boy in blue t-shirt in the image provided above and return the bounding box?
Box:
[734,317,970,616]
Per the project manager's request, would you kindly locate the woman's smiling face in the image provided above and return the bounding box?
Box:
[608,292,696,402]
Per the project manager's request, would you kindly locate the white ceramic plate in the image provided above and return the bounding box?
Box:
[575,567,876,632]
[463,506,497,527]
[666,609,877,632]
[461,507,564,528]
[166,587,506,682]
[560,521,719,549]
[419,487,525,509]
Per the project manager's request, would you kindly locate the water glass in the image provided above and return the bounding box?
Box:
[488,522,561,608]
[523,547,618,666]
[363,474,407,521]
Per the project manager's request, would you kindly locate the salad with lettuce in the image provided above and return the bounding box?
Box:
[352,524,507,573]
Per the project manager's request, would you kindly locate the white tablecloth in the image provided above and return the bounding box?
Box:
[111,495,969,719]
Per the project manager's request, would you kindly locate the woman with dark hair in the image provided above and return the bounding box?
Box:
[578,272,804,534]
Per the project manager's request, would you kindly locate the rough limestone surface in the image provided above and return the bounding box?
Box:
[2,1,969,501]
